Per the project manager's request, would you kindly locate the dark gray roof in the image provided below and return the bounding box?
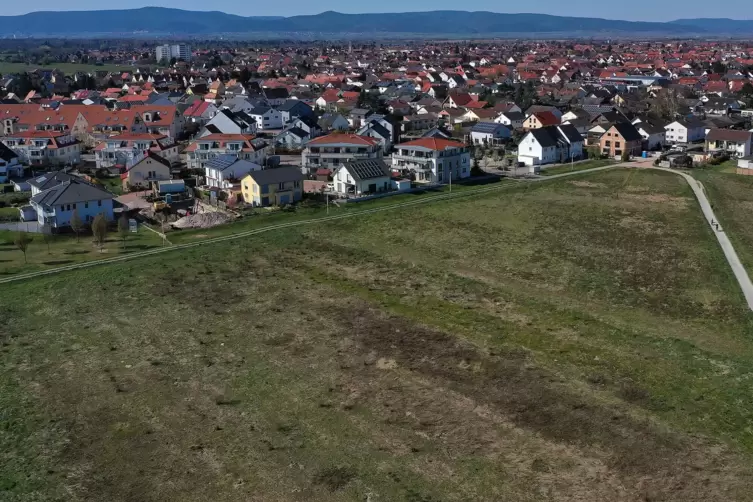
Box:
[611,122,643,142]
[0,142,18,162]
[279,127,308,139]
[359,121,390,140]
[471,122,507,134]
[342,159,391,182]
[246,166,303,185]
[557,124,583,143]
[28,171,76,190]
[263,88,289,100]
[529,128,558,148]
[501,111,525,121]
[636,122,665,135]
[31,178,113,208]
[277,99,309,112]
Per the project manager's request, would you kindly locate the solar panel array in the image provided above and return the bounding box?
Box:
[472,122,504,133]
[206,155,237,170]
[348,159,389,180]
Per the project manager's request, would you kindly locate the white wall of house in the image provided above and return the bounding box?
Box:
[34,198,114,228]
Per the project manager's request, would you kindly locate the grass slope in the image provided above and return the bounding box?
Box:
[2,169,753,501]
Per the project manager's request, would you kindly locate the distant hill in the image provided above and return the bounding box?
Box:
[668,18,753,33]
[0,8,746,38]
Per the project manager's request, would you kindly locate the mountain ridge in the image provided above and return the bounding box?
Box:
[0,8,751,37]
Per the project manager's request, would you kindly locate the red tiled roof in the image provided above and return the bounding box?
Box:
[306,133,378,146]
[398,138,465,151]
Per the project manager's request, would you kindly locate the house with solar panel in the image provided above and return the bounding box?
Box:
[469,122,511,147]
[204,155,262,189]
[331,159,392,197]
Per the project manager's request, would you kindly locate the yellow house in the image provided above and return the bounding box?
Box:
[241,167,304,207]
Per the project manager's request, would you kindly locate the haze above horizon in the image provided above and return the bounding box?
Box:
[3,2,753,22]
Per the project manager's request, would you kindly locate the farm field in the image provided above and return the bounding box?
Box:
[3,169,753,501]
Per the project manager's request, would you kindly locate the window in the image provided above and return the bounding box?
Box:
[85,202,89,209]
[279,182,285,189]
[72,204,76,210]
[98,201,102,207]
[615,142,621,148]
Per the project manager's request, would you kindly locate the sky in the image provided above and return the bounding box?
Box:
[3,0,753,22]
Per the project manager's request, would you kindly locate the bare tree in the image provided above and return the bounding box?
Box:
[91,213,108,251]
[40,224,53,254]
[70,209,83,242]
[14,231,32,264]
[118,213,129,249]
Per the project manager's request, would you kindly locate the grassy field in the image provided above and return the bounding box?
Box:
[0,62,140,75]
[3,169,753,501]
[0,226,165,275]
[538,159,615,176]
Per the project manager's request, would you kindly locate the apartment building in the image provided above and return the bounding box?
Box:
[392,138,470,183]
[94,133,178,170]
[184,133,266,170]
[1,130,81,167]
[301,133,382,174]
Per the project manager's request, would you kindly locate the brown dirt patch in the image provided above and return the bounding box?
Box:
[568,180,607,189]
[620,193,689,208]
[332,303,753,501]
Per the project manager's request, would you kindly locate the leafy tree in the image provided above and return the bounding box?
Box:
[92,213,108,251]
[621,149,630,162]
[14,231,32,263]
[118,213,130,249]
[70,209,83,242]
[712,61,726,74]
[741,82,753,96]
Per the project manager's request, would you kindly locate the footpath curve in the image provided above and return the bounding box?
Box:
[643,166,753,311]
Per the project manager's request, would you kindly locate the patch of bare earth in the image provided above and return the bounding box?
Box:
[568,180,607,189]
[331,303,753,502]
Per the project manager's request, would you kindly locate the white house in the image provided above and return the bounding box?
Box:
[332,159,392,196]
[0,143,22,183]
[29,176,115,228]
[1,130,81,167]
[634,122,667,151]
[200,109,257,137]
[665,120,705,144]
[705,129,753,157]
[204,155,261,189]
[469,122,511,146]
[248,105,283,131]
[392,138,470,183]
[494,111,525,130]
[517,124,584,169]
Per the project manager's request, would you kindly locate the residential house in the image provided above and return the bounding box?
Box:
[517,124,584,168]
[705,129,753,157]
[301,133,382,174]
[525,105,563,120]
[204,155,262,189]
[200,109,257,137]
[130,105,185,140]
[524,111,560,130]
[94,133,178,170]
[347,108,373,129]
[665,119,706,144]
[121,151,172,190]
[277,100,315,124]
[392,138,470,183]
[600,122,643,158]
[469,122,511,146]
[262,87,290,107]
[401,114,438,132]
[185,134,266,170]
[356,121,392,152]
[1,130,81,167]
[332,159,392,196]
[0,142,22,183]
[276,127,313,149]
[29,176,115,228]
[318,113,350,132]
[248,105,283,131]
[241,167,303,206]
[634,121,667,150]
[495,111,525,130]
[183,101,219,126]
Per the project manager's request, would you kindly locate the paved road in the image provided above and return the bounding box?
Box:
[645,167,753,311]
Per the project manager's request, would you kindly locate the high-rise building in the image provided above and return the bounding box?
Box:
[155,43,192,62]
